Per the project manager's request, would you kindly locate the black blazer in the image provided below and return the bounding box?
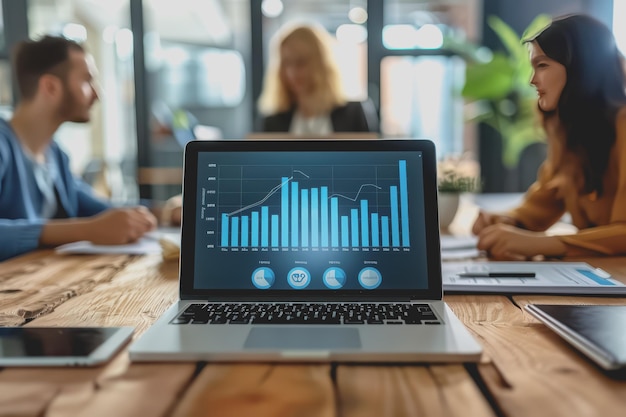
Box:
[261,100,379,133]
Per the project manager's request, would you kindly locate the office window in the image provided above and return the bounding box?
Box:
[152,44,245,110]
[376,0,479,159]
[383,0,480,44]
[380,55,465,157]
[614,0,626,56]
[141,0,251,201]
[0,4,4,51]
[0,61,10,112]
[143,0,250,136]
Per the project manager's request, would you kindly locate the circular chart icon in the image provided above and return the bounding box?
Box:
[251,267,275,289]
[287,267,311,289]
[358,267,382,289]
[323,267,347,289]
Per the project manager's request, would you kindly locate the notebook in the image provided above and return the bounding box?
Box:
[129,139,482,362]
[526,304,626,373]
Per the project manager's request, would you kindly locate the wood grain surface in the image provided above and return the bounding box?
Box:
[1,250,626,417]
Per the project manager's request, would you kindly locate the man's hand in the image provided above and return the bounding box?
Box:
[40,207,158,247]
[84,207,157,245]
[476,223,567,260]
[160,195,182,226]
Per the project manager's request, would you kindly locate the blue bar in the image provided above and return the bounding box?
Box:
[231,216,239,247]
[331,197,339,247]
[261,206,269,247]
[351,209,359,247]
[311,188,319,247]
[577,269,616,285]
[321,187,329,247]
[281,177,289,248]
[291,182,299,247]
[390,186,400,246]
[360,200,369,247]
[301,189,309,247]
[341,216,349,247]
[381,215,390,247]
[251,212,259,247]
[271,215,279,247]
[399,160,410,247]
[371,213,379,247]
[221,214,229,247]
[241,216,249,247]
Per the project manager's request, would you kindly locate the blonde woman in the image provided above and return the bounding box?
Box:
[257,24,378,134]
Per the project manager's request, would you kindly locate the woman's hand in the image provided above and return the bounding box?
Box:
[472,211,517,235]
[476,223,567,260]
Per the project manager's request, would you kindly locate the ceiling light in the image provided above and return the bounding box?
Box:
[262,0,283,18]
[348,6,368,24]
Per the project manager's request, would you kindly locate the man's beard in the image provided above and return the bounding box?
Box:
[57,85,90,123]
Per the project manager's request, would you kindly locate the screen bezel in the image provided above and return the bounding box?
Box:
[0,327,134,367]
[179,139,443,301]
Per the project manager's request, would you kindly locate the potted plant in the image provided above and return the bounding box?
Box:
[437,157,479,230]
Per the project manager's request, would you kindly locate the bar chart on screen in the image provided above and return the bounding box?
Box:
[200,160,412,252]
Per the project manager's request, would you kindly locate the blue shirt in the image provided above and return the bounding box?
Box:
[0,119,111,261]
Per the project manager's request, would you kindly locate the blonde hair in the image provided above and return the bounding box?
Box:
[257,23,346,115]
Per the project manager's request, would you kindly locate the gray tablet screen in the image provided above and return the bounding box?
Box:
[0,327,119,357]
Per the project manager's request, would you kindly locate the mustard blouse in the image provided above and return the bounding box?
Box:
[507,108,626,256]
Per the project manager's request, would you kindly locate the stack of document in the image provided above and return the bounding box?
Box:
[442,261,626,295]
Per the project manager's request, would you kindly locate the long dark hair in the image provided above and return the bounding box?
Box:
[527,14,626,195]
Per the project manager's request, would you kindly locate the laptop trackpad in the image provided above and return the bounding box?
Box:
[244,327,361,349]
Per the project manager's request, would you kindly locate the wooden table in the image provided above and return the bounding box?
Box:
[1,250,626,417]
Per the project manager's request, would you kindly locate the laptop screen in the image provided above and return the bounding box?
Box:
[180,140,442,300]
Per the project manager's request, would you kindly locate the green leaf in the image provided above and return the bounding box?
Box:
[488,16,526,66]
[488,16,531,91]
[521,14,553,42]
[462,53,514,100]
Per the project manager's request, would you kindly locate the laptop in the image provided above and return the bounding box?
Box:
[130,139,482,362]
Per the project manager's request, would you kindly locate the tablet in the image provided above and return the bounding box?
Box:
[0,327,134,367]
[526,304,626,372]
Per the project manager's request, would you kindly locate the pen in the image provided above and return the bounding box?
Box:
[457,272,536,278]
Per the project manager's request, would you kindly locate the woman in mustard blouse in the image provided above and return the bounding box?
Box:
[473,14,626,260]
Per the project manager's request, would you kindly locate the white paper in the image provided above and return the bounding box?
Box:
[146,228,181,248]
[442,261,626,295]
[54,229,180,256]
[441,248,481,260]
[440,235,480,260]
[55,238,162,255]
[440,235,478,250]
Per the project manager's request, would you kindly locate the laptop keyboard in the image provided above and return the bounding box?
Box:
[170,303,441,325]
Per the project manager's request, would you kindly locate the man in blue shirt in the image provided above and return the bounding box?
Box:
[0,36,157,261]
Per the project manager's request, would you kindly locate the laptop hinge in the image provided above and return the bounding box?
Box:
[181,295,419,302]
